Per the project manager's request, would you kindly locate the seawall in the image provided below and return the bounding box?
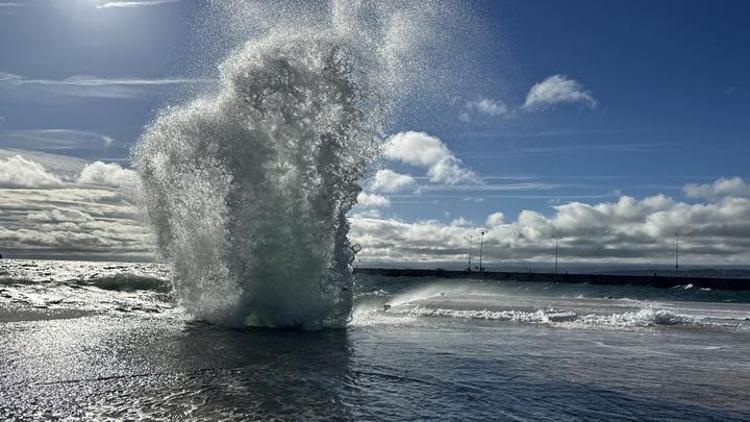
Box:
[354,268,750,291]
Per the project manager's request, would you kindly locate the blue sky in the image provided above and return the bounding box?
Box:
[385,0,750,223]
[0,0,749,265]
[0,0,197,159]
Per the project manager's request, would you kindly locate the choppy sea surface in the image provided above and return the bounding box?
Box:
[1,259,749,421]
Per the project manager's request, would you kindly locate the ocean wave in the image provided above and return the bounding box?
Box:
[0,277,37,286]
[394,306,577,323]
[575,308,690,328]
[75,274,173,293]
[385,304,708,330]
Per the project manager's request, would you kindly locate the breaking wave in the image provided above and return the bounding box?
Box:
[133,1,468,329]
[80,274,172,294]
[0,273,170,293]
[377,305,706,330]
[351,280,749,330]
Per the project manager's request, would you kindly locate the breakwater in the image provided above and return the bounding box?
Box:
[354,268,750,291]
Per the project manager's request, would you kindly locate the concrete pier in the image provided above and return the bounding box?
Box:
[354,268,750,291]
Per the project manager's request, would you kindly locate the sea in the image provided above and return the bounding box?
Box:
[1,259,749,421]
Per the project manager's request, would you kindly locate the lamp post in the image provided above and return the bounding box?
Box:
[479,230,485,271]
[465,235,474,272]
[675,232,680,278]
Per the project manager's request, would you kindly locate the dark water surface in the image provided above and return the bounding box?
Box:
[1,261,749,420]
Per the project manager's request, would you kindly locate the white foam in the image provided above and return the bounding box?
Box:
[133,2,466,329]
[374,282,742,331]
[384,304,695,330]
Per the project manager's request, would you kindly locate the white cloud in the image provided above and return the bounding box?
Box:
[683,177,750,199]
[27,208,94,224]
[486,212,505,226]
[450,217,472,227]
[0,155,62,188]
[471,98,509,116]
[78,161,138,188]
[0,71,205,101]
[0,148,88,180]
[371,169,417,193]
[97,0,185,8]
[0,149,151,258]
[0,129,117,158]
[15,75,198,87]
[351,209,382,219]
[523,74,597,111]
[0,184,150,258]
[350,182,750,265]
[356,192,391,208]
[461,98,510,121]
[383,131,480,185]
[383,131,451,167]
[0,222,149,254]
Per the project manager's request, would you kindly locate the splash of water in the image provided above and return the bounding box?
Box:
[133,1,468,329]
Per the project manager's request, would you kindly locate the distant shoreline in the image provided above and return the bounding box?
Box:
[354,268,750,291]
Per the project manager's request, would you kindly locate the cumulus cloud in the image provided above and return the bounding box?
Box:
[383,131,480,185]
[0,223,149,254]
[485,212,505,227]
[0,185,150,258]
[350,186,750,265]
[0,155,63,188]
[0,149,150,258]
[356,192,391,208]
[78,161,138,188]
[370,169,417,193]
[683,177,750,199]
[523,74,597,111]
[0,148,88,181]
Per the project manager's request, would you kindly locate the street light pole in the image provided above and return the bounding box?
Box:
[466,235,473,272]
[479,230,485,271]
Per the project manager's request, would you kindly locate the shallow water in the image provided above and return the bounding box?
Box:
[1,260,749,421]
